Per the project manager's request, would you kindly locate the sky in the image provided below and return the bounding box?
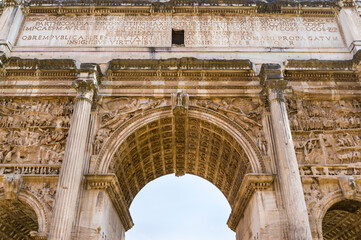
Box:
[126,174,235,240]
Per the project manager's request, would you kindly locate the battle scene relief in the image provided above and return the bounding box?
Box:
[0,98,73,167]
[288,98,361,165]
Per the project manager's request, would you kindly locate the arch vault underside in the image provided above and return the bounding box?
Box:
[108,116,252,208]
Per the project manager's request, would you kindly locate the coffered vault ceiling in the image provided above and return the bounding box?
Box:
[108,117,251,208]
[0,199,38,240]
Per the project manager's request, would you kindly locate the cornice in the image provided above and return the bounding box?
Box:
[108,58,253,71]
[286,59,354,71]
[227,174,274,231]
[5,57,76,70]
[285,59,359,82]
[22,0,338,16]
[85,174,134,231]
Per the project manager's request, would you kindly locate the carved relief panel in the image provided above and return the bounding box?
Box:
[93,97,267,158]
[23,181,57,210]
[94,97,170,155]
[0,98,73,165]
[288,98,361,164]
[192,98,267,155]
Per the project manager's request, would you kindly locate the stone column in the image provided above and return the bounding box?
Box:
[49,66,99,240]
[0,0,25,56]
[263,64,312,240]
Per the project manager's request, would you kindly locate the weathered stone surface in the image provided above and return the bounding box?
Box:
[1,0,361,239]
[17,15,344,49]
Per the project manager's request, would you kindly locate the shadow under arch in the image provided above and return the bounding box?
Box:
[322,198,361,239]
[0,189,49,238]
[311,191,361,240]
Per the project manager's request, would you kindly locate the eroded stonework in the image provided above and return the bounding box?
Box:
[288,98,361,164]
[1,0,361,239]
[0,98,73,165]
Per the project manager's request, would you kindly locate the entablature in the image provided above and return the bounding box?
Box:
[21,0,340,17]
[1,55,361,97]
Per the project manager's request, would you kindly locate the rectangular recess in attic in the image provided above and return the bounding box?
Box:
[172,29,184,45]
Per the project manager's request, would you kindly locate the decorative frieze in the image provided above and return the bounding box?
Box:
[300,164,361,176]
[288,98,361,164]
[0,164,61,175]
[0,98,73,164]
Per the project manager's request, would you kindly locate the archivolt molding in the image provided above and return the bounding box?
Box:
[302,175,361,239]
[0,188,50,237]
[93,104,265,174]
[309,192,361,240]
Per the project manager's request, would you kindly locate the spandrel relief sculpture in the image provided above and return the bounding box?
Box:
[289,98,361,164]
[194,98,267,155]
[23,181,57,210]
[94,97,169,155]
[0,98,73,164]
[94,97,267,157]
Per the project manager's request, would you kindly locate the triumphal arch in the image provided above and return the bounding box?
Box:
[1,0,361,239]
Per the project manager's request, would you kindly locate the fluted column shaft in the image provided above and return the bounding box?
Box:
[265,65,312,240]
[49,72,98,240]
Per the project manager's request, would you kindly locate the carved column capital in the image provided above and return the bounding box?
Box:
[73,64,100,103]
[261,63,287,102]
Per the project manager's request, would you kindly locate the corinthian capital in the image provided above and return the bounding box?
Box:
[73,64,99,103]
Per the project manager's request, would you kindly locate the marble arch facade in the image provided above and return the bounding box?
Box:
[1,0,361,239]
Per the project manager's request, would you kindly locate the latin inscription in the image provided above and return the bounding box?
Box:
[16,15,345,48]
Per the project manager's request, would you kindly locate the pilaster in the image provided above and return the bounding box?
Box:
[262,64,312,240]
[49,64,99,240]
[0,0,24,56]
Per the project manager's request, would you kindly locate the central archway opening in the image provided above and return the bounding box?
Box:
[126,174,235,240]
[103,113,260,237]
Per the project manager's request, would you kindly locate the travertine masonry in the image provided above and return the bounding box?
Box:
[1,0,361,239]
